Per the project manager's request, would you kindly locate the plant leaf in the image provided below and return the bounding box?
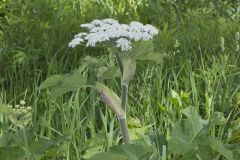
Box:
[28,136,67,155]
[182,106,202,133]
[122,58,136,84]
[124,41,165,63]
[89,144,153,160]
[101,66,121,79]
[39,75,63,89]
[95,82,125,118]
[0,147,24,160]
[39,71,87,97]
[89,152,127,160]
[51,72,87,97]
[109,144,152,160]
[210,138,233,160]
[168,119,198,154]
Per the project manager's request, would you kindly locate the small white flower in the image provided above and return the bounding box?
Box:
[174,40,180,48]
[121,24,129,30]
[130,21,144,29]
[143,24,159,35]
[140,32,152,41]
[20,106,25,110]
[20,100,26,105]
[22,109,28,114]
[7,104,13,108]
[68,37,84,48]
[91,19,104,26]
[26,106,32,111]
[80,23,93,29]
[236,44,239,52]
[130,31,143,41]
[74,32,87,38]
[102,18,118,25]
[235,32,240,40]
[90,27,101,33]
[116,38,132,51]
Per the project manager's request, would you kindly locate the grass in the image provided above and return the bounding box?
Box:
[0,0,240,159]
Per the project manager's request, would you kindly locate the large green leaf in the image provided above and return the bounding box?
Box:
[109,144,152,160]
[168,119,198,154]
[148,131,168,155]
[195,146,216,160]
[39,70,87,97]
[210,138,233,160]
[83,133,106,159]
[122,58,136,84]
[89,144,152,160]
[169,106,203,154]
[209,112,227,126]
[89,152,127,160]
[39,75,63,89]
[169,106,235,160]
[124,41,165,63]
[182,106,202,134]
[51,72,87,97]
[100,66,121,79]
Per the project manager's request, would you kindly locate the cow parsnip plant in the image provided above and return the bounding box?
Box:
[41,18,161,144]
[69,18,159,144]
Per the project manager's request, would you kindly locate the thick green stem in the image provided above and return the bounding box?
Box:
[118,117,131,144]
[119,84,131,144]
[121,84,128,113]
[113,50,131,144]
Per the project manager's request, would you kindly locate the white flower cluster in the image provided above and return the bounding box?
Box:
[68,18,158,51]
[7,100,32,115]
[7,100,32,127]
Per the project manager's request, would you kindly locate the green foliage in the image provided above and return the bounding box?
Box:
[168,106,239,160]
[0,147,24,160]
[123,41,165,63]
[121,58,136,85]
[0,125,66,159]
[39,69,87,97]
[89,144,153,160]
[1,0,240,159]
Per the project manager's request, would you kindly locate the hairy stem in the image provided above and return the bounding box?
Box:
[118,117,131,144]
[121,84,128,113]
[119,83,131,144]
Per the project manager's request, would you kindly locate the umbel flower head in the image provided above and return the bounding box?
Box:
[69,18,158,51]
